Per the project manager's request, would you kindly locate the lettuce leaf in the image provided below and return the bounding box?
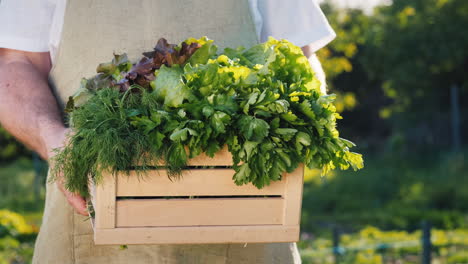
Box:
[152,65,191,107]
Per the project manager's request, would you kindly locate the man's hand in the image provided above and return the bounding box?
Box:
[45,127,88,216]
[0,48,87,216]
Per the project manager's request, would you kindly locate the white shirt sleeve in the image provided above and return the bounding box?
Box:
[0,0,55,52]
[254,0,336,52]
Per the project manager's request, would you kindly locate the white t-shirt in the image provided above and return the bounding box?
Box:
[0,0,336,64]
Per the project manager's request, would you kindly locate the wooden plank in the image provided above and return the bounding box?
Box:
[185,146,233,166]
[116,198,284,227]
[117,169,285,196]
[94,225,300,245]
[283,164,304,226]
[143,146,233,166]
[94,172,116,229]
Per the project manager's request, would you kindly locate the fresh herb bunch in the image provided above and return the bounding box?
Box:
[53,37,363,197]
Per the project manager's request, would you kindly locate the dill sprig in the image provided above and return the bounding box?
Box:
[51,88,164,197]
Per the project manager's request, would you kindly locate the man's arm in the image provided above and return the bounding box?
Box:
[302,45,327,95]
[0,48,87,215]
[0,49,63,159]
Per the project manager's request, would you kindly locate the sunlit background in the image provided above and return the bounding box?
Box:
[318,0,390,13]
[1,0,467,263]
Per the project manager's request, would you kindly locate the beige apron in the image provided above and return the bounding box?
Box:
[33,0,302,263]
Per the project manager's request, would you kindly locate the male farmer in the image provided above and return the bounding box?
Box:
[0,0,335,263]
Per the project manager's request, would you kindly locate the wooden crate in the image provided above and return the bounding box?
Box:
[90,148,304,245]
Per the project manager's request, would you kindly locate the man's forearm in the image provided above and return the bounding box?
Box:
[0,50,66,160]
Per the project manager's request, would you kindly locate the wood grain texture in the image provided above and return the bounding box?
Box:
[94,172,116,229]
[143,146,233,166]
[94,225,300,245]
[184,146,233,166]
[117,169,285,196]
[116,198,284,227]
[283,165,304,226]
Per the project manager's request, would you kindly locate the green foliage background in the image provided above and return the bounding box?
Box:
[1,0,467,262]
[304,0,468,228]
[0,127,29,164]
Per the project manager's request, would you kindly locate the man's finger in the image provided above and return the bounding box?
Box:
[55,173,88,216]
[66,192,88,216]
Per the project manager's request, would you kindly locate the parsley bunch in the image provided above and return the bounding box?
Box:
[53,37,363,197]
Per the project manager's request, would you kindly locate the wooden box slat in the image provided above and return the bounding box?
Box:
[283,166,304,226]
[94,225,300,245]
[116,169,285,197]
[93,175,116,229]
[115,198,284,227]
[147,146,233,166]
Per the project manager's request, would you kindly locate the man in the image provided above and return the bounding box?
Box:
[0,0,335,263]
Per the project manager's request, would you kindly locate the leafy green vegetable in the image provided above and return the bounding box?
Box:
[185,37,218,66]
[52,37,363,197]
[152,65,190,107]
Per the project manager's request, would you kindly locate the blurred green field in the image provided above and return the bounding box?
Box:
[299,226,468,264]
[0,159,43,264]
[302,150,468,233]
[0,159,45,214]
